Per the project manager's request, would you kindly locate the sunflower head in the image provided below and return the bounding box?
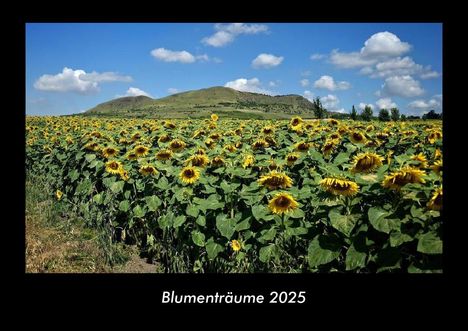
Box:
[119,168,130,181]
[211,156,226,167]
[382,166,426,190]
[295,141,310,152]
[186,154,210,167]
[139,165,158,176]
[56,190,63,200]
[179,166,201,184]
[230,239,242,252]
[411,153,428,169]
[320,177,359,197]
[431,159,443,175]
[252,139,269,150]
[258,171,293,190]
[350,131,366,144]
[84,141,100,151]
[224,144,238,153]
[242,154,255,168]
[105,160,122,175]
[158,134,171,143]
[156,149,173,161]
[351,152,384,173]
[211,113,219,121]
[322,139,338,157]
[102,146,119,158]
[427,186,443,211]
[169,139,186,152]
[133,145,150,157]
[262,126,274,135]
[290,116,303,127]
[268,192,299,215]
[285,152,300,166]
[126,152,138,160]
[131,132,141,141]
[205,138,216,149]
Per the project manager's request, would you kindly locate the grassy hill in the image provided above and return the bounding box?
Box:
[84,86,318,119]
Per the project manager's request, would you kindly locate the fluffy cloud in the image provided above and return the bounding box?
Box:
[360,31,411,57]
[330,50,378,69]
[34,67,132,94]
[408,97,441,111]
[314,75,351,91]
[303,90,314,101]
[376,97,397,110]
[310,53,325,60]
[167,88,180,94]
[224,78,272,95]
[150,48,196,63]
[202,23,269,47]
[300,79,310,87]
[381,75,425,98]
[123,87,152,97]
[358,102,374,111]
[252,53,284,69]
[320,94,340,109]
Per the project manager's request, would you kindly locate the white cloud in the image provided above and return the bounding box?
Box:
[314,75,351,91]
[303,90,314,101]
[252,53,284,69]
[167,88,180,94]
[212,57,223,63]
[359,102,374,111]
[34,67,101,94]
[310,53,325,60]
[195,54,210,62]
[224,77,272,95]
[122,87,152,98]
[320,94,340,109]
[360,31,411,57]
[80,71,132,82]
[330,49,378,69]
[301,70,311,77]
[300,79,309,87]
[381,75,425,98]
[420,70,440,79]
[376,97,397,110]
[359,67,374,75]
[268,81,277,87]
[368,56,440,79]
[408,98,441,111]
[202,23,269,47]
[150,48,196,63]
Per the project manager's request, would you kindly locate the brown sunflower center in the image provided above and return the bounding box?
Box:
[184,169,195,178]
[275,196,291,208]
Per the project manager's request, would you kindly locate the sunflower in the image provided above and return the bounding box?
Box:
[427,130,442,144]
[376,132,389,140]
[169,139,186,152]
[158,134,171,143]
[290,116,303,127]
[230,239,241,252]
[211,113,219,121]
[320,177,359,197]
[209,133,222,140]
[382,166,426,190]
[179,166,201,184]
[102,146,119,159]
[328,132,341,140]
[139,165,158,176]
[126,152,138,160]
[242,154,255,168]
[105,160,122,175]
[211,156,225,167]
[252,139,269,150]
[322,139,338,157]
[84,141,100,151]
[224,144,238,153]
[268,192,299,215]
[285,153,299,166]
[195,148,206,155]
[119,168,130,181]
[349,131,366,144]
[192,129,206,139]
[258,171,293,190]
[411,153,428,169]
[264,136,277,146]
[351,152,384,173]
[328,119,339,126]
[431,159,443,175]
[366,125,375,132]
[186,154,210,167]
[205,138,216,149]
[268,160,280,171]
[338,125,348,135]
[434,148,442,159]
[56,190,63,200]
[262,126,274,135]
[427,187,442,211]
[235,141,243,149]
[164,121,176,129]
[133,145,150,158]
[295,141,310,152]
[131,132,141,141]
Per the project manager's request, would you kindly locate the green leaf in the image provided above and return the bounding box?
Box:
[259,244,277,263]
[390,231,414,247]
[368,207,399,234]
[251,204,274,221]
[110,181,125,194]
[132,205,146,218]
[85,154,96,162]
[235,218,251,231]
[119,200,131,212]
[145,195,162,212]
[92,193,103,205]
[345,244,367,271]
[215,214,237,240]
[289,208,305,219]
[205,239,224,260]
[410,205,423,218]
[186,204,200,218]
[220,180,240,193]
[196,215,206,227]
[328,209,358,237]
[69,169,79,182]
[417,232,442,254]
[333,152,349,166]
[158,213,173,229]
[156,176,169,190]
[191,231,205,247]
[75,179,92,195]
[173,215,187,228]
[308,235,341,268]
[260,227,277,242]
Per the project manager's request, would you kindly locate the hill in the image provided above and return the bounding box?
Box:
[84,86,318,119]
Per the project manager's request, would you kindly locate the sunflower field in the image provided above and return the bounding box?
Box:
[25,115,443,273]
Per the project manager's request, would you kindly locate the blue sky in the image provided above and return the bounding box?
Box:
[26,23,442,116]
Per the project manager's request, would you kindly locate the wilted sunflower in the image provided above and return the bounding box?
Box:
[252,139,269,150]
[211,113,219,121]
[411,153,428,169]
[169,139,186,152]
[230,239,242,252]
[102,146,119,158]
[139,165,158,176]
[349,131,366,144]
[427,187,443,211]
[351,152,384,173]
[242,154,255,168]
[320,177,359,197]
[179,166,201,184]
[285,153,300,166]
[186,154,210,167]
[133,145,150,157]
[268,192,299,215]
[431,159,443,175]
[258,171,293,190]
[211,156,225,167]
[382,166,426,190]
[56,190,63,200]
[295,141,310,152]
[105,160,122,175]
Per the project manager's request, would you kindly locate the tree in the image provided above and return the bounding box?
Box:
[422,109,442,120]
[350,105,357,121]
[361,105,373,121]
[401,114,407,121]
[312,97,327,119]
[390,107,400,121]
[378,109,390,121]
